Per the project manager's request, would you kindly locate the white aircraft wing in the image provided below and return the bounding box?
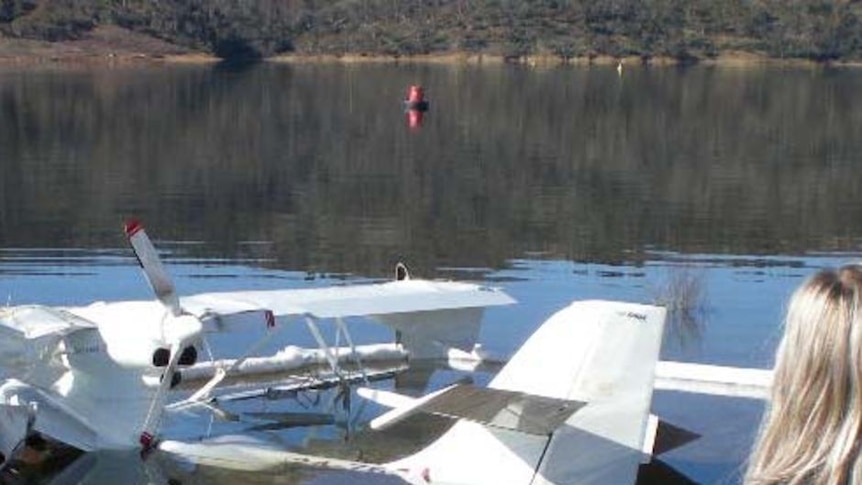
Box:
[181,279,514,336]
[182,279,513,320]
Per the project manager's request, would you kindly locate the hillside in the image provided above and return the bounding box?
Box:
[2,0,862,64]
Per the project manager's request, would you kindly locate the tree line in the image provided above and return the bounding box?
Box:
[2,0,862,62]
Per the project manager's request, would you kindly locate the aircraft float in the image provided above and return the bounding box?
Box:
[0,221,772,484]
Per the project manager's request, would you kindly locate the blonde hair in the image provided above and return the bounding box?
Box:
[746,264,862,485]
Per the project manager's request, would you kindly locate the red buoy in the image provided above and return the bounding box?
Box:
[404,85,429,111]
[407,85,424,104]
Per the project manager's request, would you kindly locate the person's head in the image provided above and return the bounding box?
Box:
[747,264,862,485]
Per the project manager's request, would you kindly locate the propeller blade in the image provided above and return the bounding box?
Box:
[139,341,185,450]
[125,219,181,316]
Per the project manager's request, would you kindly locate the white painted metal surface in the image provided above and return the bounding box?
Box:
[182,280,515,321]
[386,300,667,485]
[531,301,666,485]
[158,436,421,482]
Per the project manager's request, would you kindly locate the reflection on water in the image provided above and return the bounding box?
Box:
[650,264,708,349]
[2,64,862,277]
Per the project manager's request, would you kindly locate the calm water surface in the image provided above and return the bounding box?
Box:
[2,62,862,484]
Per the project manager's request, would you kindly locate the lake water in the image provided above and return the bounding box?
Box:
[2,61,862,484]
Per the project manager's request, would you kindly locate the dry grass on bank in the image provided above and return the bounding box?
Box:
[0,26,217,66]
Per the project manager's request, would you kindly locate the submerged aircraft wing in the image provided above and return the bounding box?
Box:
[362,384,586,436]
[181,279,514,326]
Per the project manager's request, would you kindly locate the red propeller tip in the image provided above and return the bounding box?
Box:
[139,431,154,451]
[124,219,143,237]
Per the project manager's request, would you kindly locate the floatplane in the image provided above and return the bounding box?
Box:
[0,221,772,484]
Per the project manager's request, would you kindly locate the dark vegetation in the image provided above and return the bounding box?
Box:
[2,0,862,62]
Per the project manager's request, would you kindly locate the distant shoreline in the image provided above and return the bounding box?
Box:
[6,50,862,70]
[268,52,862,69]
[6,52,862,70]
[3,26,861,69]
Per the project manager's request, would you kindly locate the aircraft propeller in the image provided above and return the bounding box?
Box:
[125,220,182,317]
[124,220,202,450]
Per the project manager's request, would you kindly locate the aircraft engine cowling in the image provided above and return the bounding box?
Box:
[102,342,163,369]
[105,340,200,370]
[63,333,197,373]
[63,330,169,371]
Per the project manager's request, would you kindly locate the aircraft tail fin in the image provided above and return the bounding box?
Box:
[385,300,666,485]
